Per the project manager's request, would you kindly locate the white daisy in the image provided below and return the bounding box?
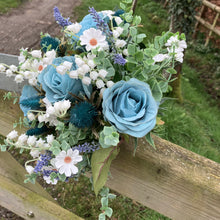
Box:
[54,149,83,177]
[80,28,108,51]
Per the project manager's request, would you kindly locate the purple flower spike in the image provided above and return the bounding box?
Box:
[53,6,72,28]
[114,54,127,66]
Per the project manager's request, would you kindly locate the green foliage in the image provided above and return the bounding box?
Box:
[99,187,116,220]
[91,145,120,195]
[99,126,120,148]
[168,0,201,38]
[0,0,26,13]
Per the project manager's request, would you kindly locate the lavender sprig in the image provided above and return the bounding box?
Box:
[34,151,52,173]
[89,7,111,35]
[72,142,99,154]
[53,6,72,28]
[114,54,127,66]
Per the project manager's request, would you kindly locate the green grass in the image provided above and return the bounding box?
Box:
[0,0,26,14]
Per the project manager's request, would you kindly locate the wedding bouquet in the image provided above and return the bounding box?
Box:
[0,0,186,218]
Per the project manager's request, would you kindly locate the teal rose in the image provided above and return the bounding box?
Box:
[38,56,91,103]
[102,78,158,138]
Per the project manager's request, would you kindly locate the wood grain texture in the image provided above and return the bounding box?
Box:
[0,174,83,220]
[107,138,220,220]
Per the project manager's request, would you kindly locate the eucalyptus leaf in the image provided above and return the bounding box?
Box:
[105,207,113,218]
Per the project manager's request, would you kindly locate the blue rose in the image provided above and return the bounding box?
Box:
[19,85,41,116]
[38,56,91,103]
[102,78,158,138]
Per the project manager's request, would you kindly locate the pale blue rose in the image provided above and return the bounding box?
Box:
[102,78,158,138]
[38,56,91,103]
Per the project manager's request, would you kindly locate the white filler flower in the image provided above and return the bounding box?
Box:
[80,28,108,51]
[55,149,83,177]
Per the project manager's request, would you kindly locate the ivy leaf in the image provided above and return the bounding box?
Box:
[91,146,120,196]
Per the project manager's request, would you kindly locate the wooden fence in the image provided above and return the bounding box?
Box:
[0,53,220,219]
[193,0,220,46]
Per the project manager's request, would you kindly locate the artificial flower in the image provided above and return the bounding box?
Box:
[102,78,158,138]
[79,28,108,51]
[54,149,83,177]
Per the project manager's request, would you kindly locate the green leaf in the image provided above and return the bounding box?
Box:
[136,34,146,43]
[61,141,70,151]
[135,51,144,62]
[158,81,168,93]
[98,213,106,220]
[129,27,137,38]
[144,48,158,57]
[145,132,155,149]
[108,193,116,199]
[127,44,136,55]
[105,207,113,218]
[0,145,6,152]
[133,15,141,25]
[101,197,108,207]
[91,146,120,195]
[120,2,126,10]
[166,67,177,75]
[149,79,162,102]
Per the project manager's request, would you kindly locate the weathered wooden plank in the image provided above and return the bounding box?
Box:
[108,138,220,220]
[0,53,25,93]
[0,174,83,220]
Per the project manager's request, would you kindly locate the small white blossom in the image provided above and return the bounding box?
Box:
[63,61,72,70]
[17,134,28,144]
[81,64,90,73]
[30,50,42,58]
[36,138,45,147]
[28,78,37,86]
[38,114,46,123]
[75,57,85,67]
[43,175,58,185]
[115,39,126,48]
[27,112,35,121]
[153,54,169,63]
[5,69,13,77]
[96,79,105,89]
[27,136,37,146]
[115,17,123,25]
[23,71,33,79]
[69,70,78,79]
[14,74,24,83]
[77,67,86,76]
[123,49,129,56]
[54,100,71,117]
[99,69,108,79]
[46,134,54,144]
[107,81,114,88]
[90,71,99,80]
[56,65,67,75]
[87,59,96,68]
[0,64,6,72]
[7,130,18,140]
[66,23,82,34]
[30,149,40,158]
[18,53,26,64]
[26,165,34,174]
[46,106,55,116]
[175,52,184,63]
[82,76,92,85]
[9,65,17,72]
[113,27,124,38]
